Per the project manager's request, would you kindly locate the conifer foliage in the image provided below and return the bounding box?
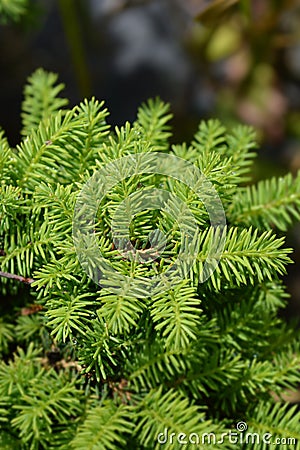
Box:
[0,69,300,449]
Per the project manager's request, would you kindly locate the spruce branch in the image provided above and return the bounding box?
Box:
[180,226,293,290]
[229,171,300,230]
[248,401,300,447]
[21,68,68,137]
[134,387,230,450]
[71,401,134,450]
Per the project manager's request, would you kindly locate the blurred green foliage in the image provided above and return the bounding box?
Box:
[185,0,300,155]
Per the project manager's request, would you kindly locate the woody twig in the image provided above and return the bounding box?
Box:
[0,271,35,285]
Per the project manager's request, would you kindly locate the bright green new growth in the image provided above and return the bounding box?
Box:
[0,68,300,449]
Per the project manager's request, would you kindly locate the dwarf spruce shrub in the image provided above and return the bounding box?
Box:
[0,68,300,449]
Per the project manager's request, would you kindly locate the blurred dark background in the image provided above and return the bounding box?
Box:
[1,0,300,316]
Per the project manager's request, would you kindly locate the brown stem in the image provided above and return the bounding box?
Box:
[0,271,35,285]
